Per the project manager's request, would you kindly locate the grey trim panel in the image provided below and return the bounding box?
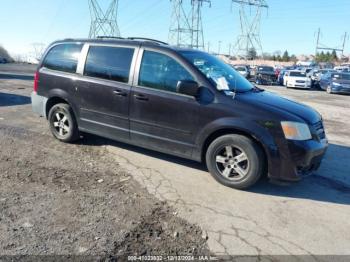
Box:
[31,92,48,117]
[80,118,129,132]
[130,129,194,148]
[130,118,192,135]
[81,118,194,148]
[80,108,129,121]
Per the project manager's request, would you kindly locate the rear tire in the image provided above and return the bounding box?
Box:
[205,134,264,190]
[48,103,80,143]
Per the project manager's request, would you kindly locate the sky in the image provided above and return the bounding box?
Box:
[0,0,349,57]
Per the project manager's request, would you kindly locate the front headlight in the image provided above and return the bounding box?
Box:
[281,121,312,141]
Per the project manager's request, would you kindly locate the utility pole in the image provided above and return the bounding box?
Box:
[169,0,211,49]
[231,0,268,60]
[88,0,120,38]
[342,32,348,57]
[218,41,222,55]
[315,28,321,56]
[207,41,211,53]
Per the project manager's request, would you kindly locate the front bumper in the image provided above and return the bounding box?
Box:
[31,92,48,117]
[288,82,312,89]
[256,75,277,85]
[268,138,328,182]
[330,86,350,94]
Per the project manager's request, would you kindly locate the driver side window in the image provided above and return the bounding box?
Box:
[138,51,194,93]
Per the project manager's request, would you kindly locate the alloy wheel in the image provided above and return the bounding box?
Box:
[215,145,250,181]
[53,112,70,137]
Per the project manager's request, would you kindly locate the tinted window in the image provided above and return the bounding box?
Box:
[290,71,306,77]
[84,46,134,83]
[43,44,83,73]
[235,66,246,71]
[139,51,194,93]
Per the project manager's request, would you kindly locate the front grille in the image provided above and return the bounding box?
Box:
[313,121,326,140]
[296,80,305,83]
[259,74,276,83]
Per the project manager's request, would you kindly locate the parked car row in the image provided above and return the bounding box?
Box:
[232,63,350,95]
[0,58,8,64]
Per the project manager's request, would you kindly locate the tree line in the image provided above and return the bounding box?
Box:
[247,48,297,62]
[246,48,340,63]
[315,50,338,63]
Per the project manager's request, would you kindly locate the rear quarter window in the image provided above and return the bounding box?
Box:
[42,43,83,73]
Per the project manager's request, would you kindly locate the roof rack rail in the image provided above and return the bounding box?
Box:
[127,37,169,45]
[96,36,125,40]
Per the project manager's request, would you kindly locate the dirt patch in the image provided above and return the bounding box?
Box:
[0,125,209,258]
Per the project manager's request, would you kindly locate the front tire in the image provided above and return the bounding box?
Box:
[326,85,333,94]
[205,134,264,189]
[48,103,80,143]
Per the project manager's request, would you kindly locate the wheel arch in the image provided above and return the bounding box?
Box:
[46,96,69,119]
[45,89,78,120]
[200,128,269,168]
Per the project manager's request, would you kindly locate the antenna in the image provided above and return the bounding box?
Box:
[88,0,121,38]
[231,0,268,60]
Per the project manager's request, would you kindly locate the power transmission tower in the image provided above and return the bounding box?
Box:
[88,0,120,38]
[168,0,211,49]
[169,0,192,47]
[315,28,348,57]
[191,0,211,49]
[231,0,268,60]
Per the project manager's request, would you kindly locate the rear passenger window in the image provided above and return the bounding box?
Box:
[43,44,83,73]
[84,46,134,83]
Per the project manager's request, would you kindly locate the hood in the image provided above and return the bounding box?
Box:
[237,91,321,124]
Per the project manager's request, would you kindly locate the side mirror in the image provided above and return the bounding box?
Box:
[177,80,200,97]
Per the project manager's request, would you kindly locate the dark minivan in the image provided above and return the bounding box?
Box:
[31,38,328,189]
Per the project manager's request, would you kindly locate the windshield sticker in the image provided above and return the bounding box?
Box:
[216,77,230,90]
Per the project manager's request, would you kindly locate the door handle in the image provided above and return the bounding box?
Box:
[113,90,127,97]
[134,94,149,101]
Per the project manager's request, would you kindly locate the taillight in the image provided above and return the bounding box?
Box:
[33,71,39,92]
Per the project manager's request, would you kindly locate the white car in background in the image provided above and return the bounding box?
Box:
[334,66,350,73]
[284,70,311,89]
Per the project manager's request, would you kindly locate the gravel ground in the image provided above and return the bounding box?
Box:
[0,78,210,260]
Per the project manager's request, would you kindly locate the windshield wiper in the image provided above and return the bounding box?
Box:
[253,86,265,92]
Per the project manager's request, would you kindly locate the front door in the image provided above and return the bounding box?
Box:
[130,49,200,157]
[77,45,136,141]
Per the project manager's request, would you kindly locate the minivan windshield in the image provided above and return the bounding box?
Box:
[179,51,254,92]
[257,66,274,72]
